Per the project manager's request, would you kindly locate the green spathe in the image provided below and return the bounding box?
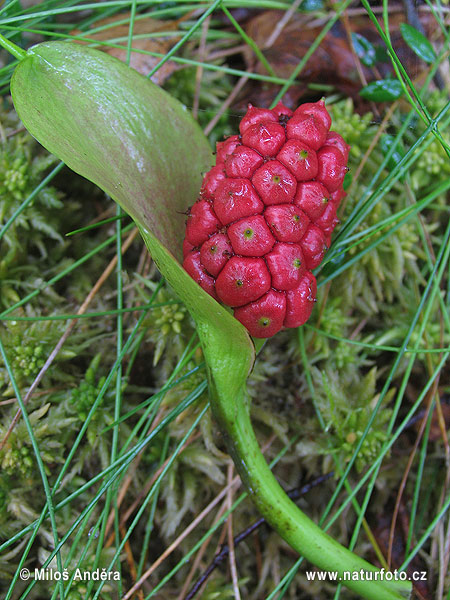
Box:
[11,41,255,394]
[12,42,210,261]
[9,40,410,600]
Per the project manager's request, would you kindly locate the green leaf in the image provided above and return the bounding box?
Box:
[352,33,376,67]
[374,45,390,63]
[400,23,436,64]
[359,79,403,102]
[10,41,256,397]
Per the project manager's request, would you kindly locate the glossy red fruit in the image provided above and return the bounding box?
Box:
[265,242,305,290]
[216,135,240,163]
[239,104,277,134]
[293,99,332,131]
[286,113,327,150]
[252,161,297,205]
[183,238,195,257]
[294,181,330,221]
[201,165,226,199]
[284,271,317,328]
[185,199,221,246]
[241,121,286,157]
[234,290,286,338]
[316,145,347,192]
[227,215,275,256]
[300,224,328,270]
[315,202,339,236]
[213,178,263,225]
[277,139,318,181]
[264,204,309,242]
[225,145,264,178]
[183,99,349,338]
[183,250,218,299]
[271,101,293,119]
[331,187,346,207]
[325,131,350,162]
[200,233,233,277]
[215,256,271,307]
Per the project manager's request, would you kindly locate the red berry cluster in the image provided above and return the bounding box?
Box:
[182,100,349,338]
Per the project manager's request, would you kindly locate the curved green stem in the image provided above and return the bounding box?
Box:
[0,32,26,60]
[205,359,412,600]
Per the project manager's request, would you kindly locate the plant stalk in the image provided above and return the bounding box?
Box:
[206,367,412,600]
[0,33,26,60]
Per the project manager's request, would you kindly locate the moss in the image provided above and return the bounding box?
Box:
[0,100,66,308]
[0,315,77,393]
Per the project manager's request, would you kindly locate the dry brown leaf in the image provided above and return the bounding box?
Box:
[72,12,189,83]
[239,9,443,107]
[245,11,360,90]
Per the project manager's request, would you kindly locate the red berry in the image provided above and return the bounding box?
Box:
[277,139,318,181]
[300,224,328,269]
[316,146,347,192]
[183,238,195,257]
[294,181,330,221]
[234,290,286,338]
[271,101,293,119]
[325,131,350,162]
[293,99,331,131]
[183,250,218,299]
[286,113,327,150]
[284,271,317,328]
[183,99,349,338]
[252,161,297,205]
[225,146,264,178]
[216,135,240,163]
[265,242,305,290]
[185,199,221,246]
[213,178,263,225]
[239,104,277,134]
[201,164,226,199]
[241,122,286,157]
[227,215,275,256]
[315,201,339,237]
[200,233,233,277]
[264,204,309,242]
[215,256,271,307]
[331,187,346,207]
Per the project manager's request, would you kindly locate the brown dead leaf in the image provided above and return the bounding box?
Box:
[244,11,361,92]
[72,12,189,84]
[239,9,443,108]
